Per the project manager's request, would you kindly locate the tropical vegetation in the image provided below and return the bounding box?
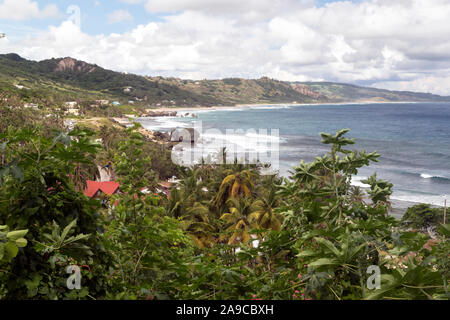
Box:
[0,102,448,300]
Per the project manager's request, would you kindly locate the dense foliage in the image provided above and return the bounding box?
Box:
[402,204,445,230]
[0,111,448,300]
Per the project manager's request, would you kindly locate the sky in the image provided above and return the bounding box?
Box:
[1,0,450,95]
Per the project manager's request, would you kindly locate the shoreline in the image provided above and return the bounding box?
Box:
[136,102,448,213]
[148,100,427,113]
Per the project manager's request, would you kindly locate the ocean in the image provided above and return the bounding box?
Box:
[137,102,450,208]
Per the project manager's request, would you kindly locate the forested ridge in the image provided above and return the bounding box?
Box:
[2,53,449,109]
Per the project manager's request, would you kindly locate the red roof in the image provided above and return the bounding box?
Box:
[83,181,120,198]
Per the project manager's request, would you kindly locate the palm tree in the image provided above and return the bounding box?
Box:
[348,186,366,205]
[98,125,122,151]
[178,167,206,204]
[166,188,186,219]
[249,188,282,231]
[219,197,260,245]
[181,202,217,248]
[214,168,255,209]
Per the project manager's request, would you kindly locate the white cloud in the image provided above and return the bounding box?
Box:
[373,76,450,96]
[0,0,59,20]
[107,10,133,24]
[2,0,450,95]
[144,0,304,14]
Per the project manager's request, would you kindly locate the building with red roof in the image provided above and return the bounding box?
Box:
[83,181,120,198]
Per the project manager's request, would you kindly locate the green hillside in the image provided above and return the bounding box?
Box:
[303,82,450,102]
[1,53,449,107]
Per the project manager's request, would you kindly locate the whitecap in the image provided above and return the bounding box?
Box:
[390,193,447,207]
[139,116,191,130]
[248,105,292,110]
[350,176,370,188]
[419,173,449,180]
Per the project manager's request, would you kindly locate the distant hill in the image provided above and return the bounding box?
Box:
[1,53,449,107]
[302,82,450,103]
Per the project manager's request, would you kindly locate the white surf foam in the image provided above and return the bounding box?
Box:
[391,193,447,207]
[140,116,191,130]
[350,176,370,188]
[351,175,447,207]
[420,173,448,180]
[200,132,281,153]
[248,105,292,110]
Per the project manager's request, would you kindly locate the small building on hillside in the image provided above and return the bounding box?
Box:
[96,100,110,105]
[23,103,39,109]
[158,181,174,193]
[65,101,78,108]
[157,177,180,196]
[65,108,79,116]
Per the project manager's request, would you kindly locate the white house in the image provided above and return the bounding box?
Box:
[65,108,79,116]
[95,100,110,105]
[23,103,39,109]
[65,101,78,108]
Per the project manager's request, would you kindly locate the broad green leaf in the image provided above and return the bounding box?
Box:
[61,219,77,242]
[15,238,28,248]
[4,242,19,259]
[0,243,4,260]
[296,250,318,258]
[309,258,338,268]
[348,242,368,261]
[314,237,341,257]
[365,285,397,300]
[7,229,28,241]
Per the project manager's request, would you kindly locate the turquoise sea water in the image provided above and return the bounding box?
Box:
[138,102,450,206]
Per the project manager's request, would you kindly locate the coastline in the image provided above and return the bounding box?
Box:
[148,100,425,113]
[136,101,449,214]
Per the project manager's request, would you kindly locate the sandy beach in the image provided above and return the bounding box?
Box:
[148,104,260,113]
[149,100,423,113]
